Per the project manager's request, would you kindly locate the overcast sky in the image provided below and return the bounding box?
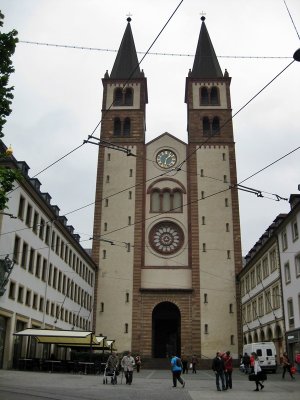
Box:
[1,0,300,256]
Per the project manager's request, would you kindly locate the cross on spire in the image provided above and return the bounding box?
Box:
[200,11,206,21]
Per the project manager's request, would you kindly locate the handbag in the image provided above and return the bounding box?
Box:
[290,366,296,374]
[189,363,193,369]
[248,371,267,381]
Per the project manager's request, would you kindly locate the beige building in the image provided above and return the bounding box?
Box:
[0,142,97,369]
[238,215,286,363]
[92,17,242,365]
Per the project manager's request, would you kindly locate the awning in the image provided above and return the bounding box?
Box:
[13,329,101,346]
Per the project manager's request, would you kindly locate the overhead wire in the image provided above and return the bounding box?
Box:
[19,39,292,59]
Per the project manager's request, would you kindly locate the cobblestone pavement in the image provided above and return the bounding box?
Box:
[0,369,299,400]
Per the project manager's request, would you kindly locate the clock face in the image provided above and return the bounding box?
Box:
[149,221,184,255]
[156,150,177,169]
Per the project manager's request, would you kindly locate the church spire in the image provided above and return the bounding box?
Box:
[110,17,141,79]
[190,16,223,78]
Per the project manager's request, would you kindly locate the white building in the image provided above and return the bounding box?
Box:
[0,143,97,369]
[277,194,300,361]
[239,215,286,364]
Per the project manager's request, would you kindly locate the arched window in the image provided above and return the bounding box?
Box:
[123,118,131,136]
[162,190,171,212]
[114,88,123,106]
[124,88,133,106]
[113,118,121,135]
[151,190,160,212]
[200,87,209,105]
[210,87,219,105]
[203,117,210,135]
[212,117,220,135]
[173,190,182,212]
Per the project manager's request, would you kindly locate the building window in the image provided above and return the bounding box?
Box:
[281,230,288,251]
[35,254,41,278]
[262,257,269,278]
[292,220,299,241]
[284,262,291,284]
[287,298,294,327]
[202,243,206,252]
[204,324,208,334]
[39,218,45,240]
[230,335,235,345]
[126,293,129,303]
[295,253,300,277]
[32,211,39,234]
[107,153,111,161]
[202,117,210,135]
[125,323,128,333]
[45,225,50,245]
[17,285,24,303]
[202,216,206,225]
[204,293,208,303]
[256,263,262,283]
[226,223,229,232]
[105,198,108,207]
[8,281,16,300]
[128,216,131,225]
[25,289,31,306]
[200,87,209,105]
[128,191,132,200]
[106,175,110,183]
[123,118,131,135]
[113,88,123,106]
[229,303,233,313]
[250,270,256,288]
[225,198,229,207]
[222,153,226,161]
[212,117,220,135]
[252,300,257,320]
[13,235,21,264]
[258,295,264,316]
[39,297,44,312]
[265,290,271,314]
[18,195,25,220]
[227,250,231,259]
[245,275,250,293]
[272,285,280,309]
[25,204,32,227]
[103,250,106,259]
[104,222,107,231]
[21,241,28,269]
[269,249,277,272]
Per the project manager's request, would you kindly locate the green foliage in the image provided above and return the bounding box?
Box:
[0,11,19,211]
[0,165,19,210]
[0,10,18,137]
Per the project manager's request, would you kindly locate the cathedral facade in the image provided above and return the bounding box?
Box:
[92,17,242,363]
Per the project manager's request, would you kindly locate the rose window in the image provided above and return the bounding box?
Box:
[149,222,184,255]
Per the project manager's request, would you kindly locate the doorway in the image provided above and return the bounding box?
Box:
[152,301,181,358]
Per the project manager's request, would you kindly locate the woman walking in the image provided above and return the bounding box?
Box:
[282,352,295,380]
[251,352,264,391]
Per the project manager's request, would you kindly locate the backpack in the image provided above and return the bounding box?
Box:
[176,357,182,368]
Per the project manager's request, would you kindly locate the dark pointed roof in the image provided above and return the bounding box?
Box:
[110,18,141,79]
[190,17,223,78]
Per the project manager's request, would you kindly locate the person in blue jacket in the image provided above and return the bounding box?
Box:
[170,353,185,388]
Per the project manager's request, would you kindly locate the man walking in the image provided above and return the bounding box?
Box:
[212,351,226,391]
[170,353,185,388]
[121,351,135,385]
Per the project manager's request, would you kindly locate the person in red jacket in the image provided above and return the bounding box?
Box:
[223,351,233,389]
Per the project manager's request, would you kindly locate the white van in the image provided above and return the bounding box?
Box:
[243,342,277,373]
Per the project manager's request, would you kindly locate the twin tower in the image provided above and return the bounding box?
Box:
[92,17,242,363]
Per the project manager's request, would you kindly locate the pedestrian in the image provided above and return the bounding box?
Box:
[121,351,135,385]
[181,354,188,374]
[242,352,251,373]
[170,353,185,388]
[223,350,233,389]
[191,354,198,374]
[135,355,141,373]
[251,352,264,391]
[212,351,226,391]
[282,352,295,380]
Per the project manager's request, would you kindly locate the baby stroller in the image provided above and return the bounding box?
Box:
[103,365,117,385]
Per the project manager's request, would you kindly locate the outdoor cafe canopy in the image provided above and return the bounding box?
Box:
[13,329,107,346]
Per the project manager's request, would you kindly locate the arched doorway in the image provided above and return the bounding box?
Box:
[152,302,181,358]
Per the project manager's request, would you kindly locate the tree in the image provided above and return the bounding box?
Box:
[0,11,19,211]
[0,10,18,137]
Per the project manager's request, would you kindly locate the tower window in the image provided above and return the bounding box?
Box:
[123,117,131,136]
[128,216,132,225]
[113,118,121,136]
[203,117,210,135]
[223,175,227,183]
[124,88,133,105]
[227,250,231,259]
[105,199,108,207]
[113,88,123,106]
[222,153,226,161]
[200,169,204,177]
[204,324,208,334]
[202,216,206,225]
[230,335,235,345]
[125,323,128,333]
[210,86,219,105]
[200,87,209,105]
[203,243,206,252]
[128,191,132,200]
[129,169,133,177]
[212,117,220,135]
[103,250,106,259]
[204,293,208,303]
[100,302,104,312]
[125,293,129,303]
[104,223,107,231]
[226,223,230,232]
[225,198,229,207]
[229,303,233,313]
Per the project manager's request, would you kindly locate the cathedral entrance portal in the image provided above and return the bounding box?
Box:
[152,302,181,358]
